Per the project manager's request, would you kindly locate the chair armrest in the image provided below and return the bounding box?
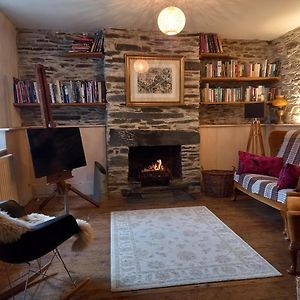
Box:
[287,211,300,244]
[287,191,300,197]
[286,196,300,211]
[0,214,80,264]
[0,200,26,217]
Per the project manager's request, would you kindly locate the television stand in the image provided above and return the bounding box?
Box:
[39,171,99,214]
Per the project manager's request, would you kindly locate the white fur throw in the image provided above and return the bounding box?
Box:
[0,210,93,251]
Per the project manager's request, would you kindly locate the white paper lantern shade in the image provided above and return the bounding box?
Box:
[157,6,186,35]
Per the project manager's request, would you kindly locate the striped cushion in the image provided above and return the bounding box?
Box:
[234,173,293,203]
[277,130,300,165]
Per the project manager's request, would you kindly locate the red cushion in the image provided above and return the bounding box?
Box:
[237,151,283,177]
[277,163,300,189]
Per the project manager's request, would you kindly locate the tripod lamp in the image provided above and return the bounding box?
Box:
[244,102,265,155]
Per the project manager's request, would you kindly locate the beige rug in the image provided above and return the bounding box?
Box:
[111,206,281,291]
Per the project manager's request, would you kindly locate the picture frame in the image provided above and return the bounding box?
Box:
[125,54,184,106]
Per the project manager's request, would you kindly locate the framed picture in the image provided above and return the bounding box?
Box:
[125,54,184,106]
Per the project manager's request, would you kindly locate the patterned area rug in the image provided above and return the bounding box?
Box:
[111,206,281,291]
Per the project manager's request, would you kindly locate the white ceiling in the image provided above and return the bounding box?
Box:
[0,0,300,40]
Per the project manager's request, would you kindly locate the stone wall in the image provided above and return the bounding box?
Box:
[271,26,300,123]
[104,28,201,195]
[16,29,106,126]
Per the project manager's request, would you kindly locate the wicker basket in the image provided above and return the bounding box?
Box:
[201,169,234,197]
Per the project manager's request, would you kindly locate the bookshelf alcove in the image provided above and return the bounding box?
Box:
[199,52,281,105]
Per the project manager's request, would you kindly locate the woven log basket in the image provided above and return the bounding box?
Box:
[201,168,235,198]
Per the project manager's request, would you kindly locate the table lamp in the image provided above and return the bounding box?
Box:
[272,95,288,124]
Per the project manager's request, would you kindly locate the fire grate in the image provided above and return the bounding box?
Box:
[140,170,170,187]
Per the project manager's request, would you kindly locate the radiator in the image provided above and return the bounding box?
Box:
[0,154,19,201]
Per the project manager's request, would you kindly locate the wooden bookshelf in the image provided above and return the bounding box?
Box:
[200,101,267,105]
[14,103,106,107]
[201,77,280,82]
[199,53,234,60]
[63,52,104,58]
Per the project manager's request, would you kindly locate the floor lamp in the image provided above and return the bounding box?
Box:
[245,102,265,155]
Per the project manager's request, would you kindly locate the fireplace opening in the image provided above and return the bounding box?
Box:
[128,145,182,186]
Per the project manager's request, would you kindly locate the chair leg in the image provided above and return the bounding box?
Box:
[232,187,237,201]
[287,242,299,275]
[54,249,76,286]
[0,261,51,300]
[54,248,90,299]
[280,210,289,240]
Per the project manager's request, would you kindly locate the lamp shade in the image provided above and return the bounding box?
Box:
[272,95,288,108]
[244,102,265,119]
[133,59,149,73]
[157,6,186,35]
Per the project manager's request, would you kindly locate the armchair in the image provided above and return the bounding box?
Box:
[0,200,92,299]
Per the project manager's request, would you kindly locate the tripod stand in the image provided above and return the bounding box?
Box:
[246,118,265,155]
[39,171,99,214]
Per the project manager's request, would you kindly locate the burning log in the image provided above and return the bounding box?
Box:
[140,159,170,186]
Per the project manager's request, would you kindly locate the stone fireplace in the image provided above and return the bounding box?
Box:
[104,28,201,197]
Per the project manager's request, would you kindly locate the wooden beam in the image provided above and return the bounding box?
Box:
[35,64,55,128]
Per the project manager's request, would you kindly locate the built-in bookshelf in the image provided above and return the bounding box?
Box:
[14,103,106,107]
[199,33,281,104]
[13,78,106,106]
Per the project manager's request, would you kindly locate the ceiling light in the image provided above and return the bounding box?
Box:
[157,6,186,36]
[133,59,149,73]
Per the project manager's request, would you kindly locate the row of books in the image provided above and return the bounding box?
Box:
[199,33,223,53]
[68,32,104,53]
[202,60,281,78]
[13,79,106,104]
[201,84,279,103]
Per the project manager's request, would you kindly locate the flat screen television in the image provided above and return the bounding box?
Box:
[27,127,87,178]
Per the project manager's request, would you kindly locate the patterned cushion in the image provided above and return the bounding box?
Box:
[237,151,283,178]
[277,163,300,189]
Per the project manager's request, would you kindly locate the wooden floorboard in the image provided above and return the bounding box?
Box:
[0,193,298,299]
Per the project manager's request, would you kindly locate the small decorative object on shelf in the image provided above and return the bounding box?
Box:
[272,95,288,124]
[199,33,223,54]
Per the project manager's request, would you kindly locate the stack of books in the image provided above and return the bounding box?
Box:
[68,32,104,53]
[199,33,223,54]
[69,34,94,53]
[13,78,106,104]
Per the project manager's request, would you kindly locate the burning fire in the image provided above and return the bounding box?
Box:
[143,159,165,172]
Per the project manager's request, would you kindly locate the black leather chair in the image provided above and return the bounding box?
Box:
[0,200,87,299]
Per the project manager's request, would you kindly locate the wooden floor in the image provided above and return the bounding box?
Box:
[0,192,298,300]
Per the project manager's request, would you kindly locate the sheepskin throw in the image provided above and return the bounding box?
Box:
[0,210,93,251]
